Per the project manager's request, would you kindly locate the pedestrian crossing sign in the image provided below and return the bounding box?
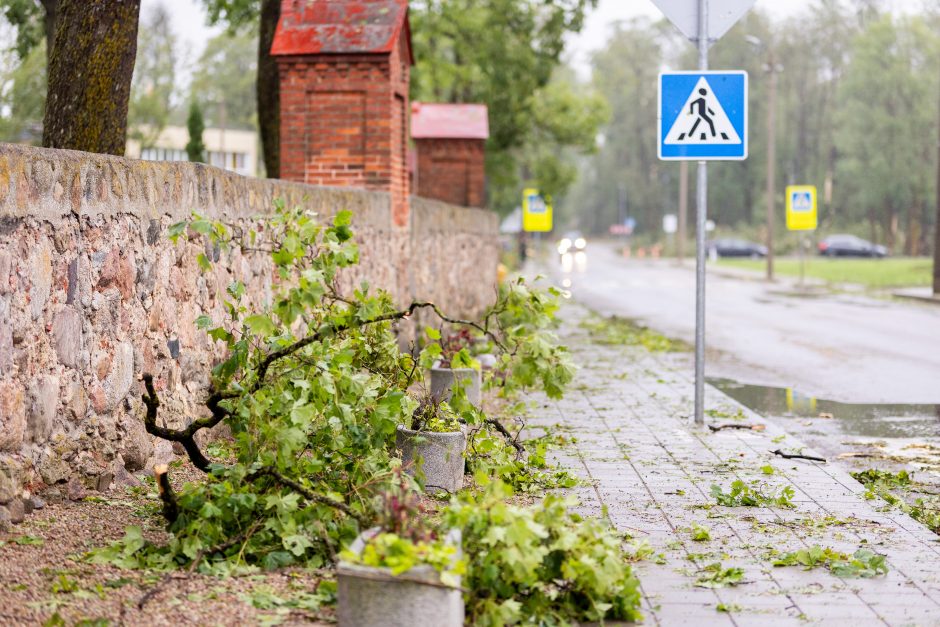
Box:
[658,71,748,161]
[786,185,818,231]
[522,188,553,232]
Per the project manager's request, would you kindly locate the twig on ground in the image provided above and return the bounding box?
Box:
[708,423,765,432]
[771,449,827,463]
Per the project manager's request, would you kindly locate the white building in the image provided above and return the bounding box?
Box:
[126,125,259,178]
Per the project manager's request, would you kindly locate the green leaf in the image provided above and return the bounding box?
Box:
[167,221,187,243]
[244,314,278,337]
[283,534,314,557]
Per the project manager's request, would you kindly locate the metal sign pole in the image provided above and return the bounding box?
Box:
[694,0,708,426]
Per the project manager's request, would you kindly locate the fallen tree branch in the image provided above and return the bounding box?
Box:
[142,300,502,473]
[771,449,827,463]
[136,521,262,610]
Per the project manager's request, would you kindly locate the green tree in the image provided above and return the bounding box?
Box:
[190,28,258,131]
[559,18,670,235]
[411,0,601,214]
[0,38,45,143]
[199,0,279,177]
[42,0,140,155]
[186,100,207,163]
[836,15,937,252]
[0,0,57,62]
[128,2,176,149]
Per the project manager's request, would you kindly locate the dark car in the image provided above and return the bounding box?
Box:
[707,238,768,258]
[818,234,887,258]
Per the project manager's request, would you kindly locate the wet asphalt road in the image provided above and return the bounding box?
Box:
[552,242,940,404]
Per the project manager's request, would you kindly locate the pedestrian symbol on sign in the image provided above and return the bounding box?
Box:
[658,72,748,160]
[665,77,741,145]
[792,192,812,212]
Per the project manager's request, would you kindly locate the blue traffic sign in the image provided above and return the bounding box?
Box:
[658,71,748,161]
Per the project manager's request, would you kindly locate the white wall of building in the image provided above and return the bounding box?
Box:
[126,125,259,178]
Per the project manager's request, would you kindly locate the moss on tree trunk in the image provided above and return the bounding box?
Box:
[42,0,140,155]
[257,0,280,178]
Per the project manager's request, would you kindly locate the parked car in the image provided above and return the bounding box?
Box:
[707,238,767,258]
[818,234,887,258]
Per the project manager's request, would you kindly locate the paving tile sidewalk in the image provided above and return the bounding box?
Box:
[527,304,940,626]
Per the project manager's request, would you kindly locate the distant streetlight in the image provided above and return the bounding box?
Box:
[747,35,784,281]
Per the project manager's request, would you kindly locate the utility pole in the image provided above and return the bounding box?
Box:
[679,160,688,261]
[934,60,940,296]
[693,0,708,426]
[618,184,627,228]
[765,50,778,281]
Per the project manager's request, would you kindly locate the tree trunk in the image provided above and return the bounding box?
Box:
[887,209,898,254]
[42,0,140,155]
[40,0,58,65]
[906,200,917,257]
[258,0,280,178]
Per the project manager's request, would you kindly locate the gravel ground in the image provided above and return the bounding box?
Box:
[0,464,333,626]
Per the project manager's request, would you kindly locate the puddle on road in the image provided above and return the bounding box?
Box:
[708,378,940,480]
[708,378,940,440]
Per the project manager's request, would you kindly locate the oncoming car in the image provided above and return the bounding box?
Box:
[557,232,587,255]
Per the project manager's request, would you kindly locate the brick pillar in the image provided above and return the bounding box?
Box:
[271,0,413,227]
[411,103,489,208]
[414,138,487,208]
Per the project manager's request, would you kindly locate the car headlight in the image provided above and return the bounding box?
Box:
[574,238,586,250]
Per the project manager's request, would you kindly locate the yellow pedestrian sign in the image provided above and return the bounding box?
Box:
[522,189,553,232]
[786,185,817,231]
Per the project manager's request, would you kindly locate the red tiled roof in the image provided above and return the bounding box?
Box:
[271,0,412,60]
[411,103,490,140]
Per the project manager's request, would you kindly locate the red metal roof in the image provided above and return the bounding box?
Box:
[411,103,490,140]
[271,0,412,61]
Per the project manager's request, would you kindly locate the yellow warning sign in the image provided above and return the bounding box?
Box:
[786,185,817,231]
[522,189,553,232]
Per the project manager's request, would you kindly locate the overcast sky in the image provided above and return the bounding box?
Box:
[91,0,940,87]
[565,0,926,74]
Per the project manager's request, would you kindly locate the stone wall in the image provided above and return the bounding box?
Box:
[0,144,499,524]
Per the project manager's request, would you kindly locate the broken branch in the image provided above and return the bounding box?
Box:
[248,467,366,523]
[485,418,524,456]
[253,301,504,388]
[141,374,221,472]
[154,464,179,525]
